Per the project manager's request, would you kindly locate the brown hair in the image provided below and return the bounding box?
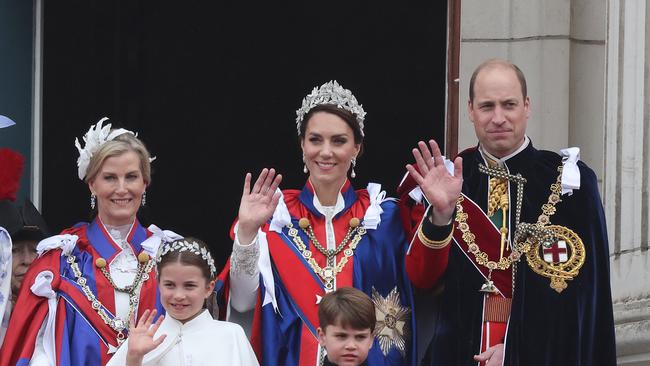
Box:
[156,237,215,281]
[469,59,528,103]
[84,132,153,184]
[299,104,364,154]
[318,287,376,332]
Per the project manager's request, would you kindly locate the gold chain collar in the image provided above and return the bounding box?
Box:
[95,252,151,293]
[65,253,154,344]
[455,164,527,274]
[455,165,567,294]
[514,166,587,293]
[286,217,366,292]
[455,196,523,272]
[513,166,564,252]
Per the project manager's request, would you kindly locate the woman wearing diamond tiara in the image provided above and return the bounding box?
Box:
[215,81,439,366]
[107,237,259,366]
[0,118,175,366]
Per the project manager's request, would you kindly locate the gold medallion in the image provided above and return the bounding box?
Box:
[524,225,585,293]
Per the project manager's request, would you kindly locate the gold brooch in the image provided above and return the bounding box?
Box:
[371,287,411,357]
[524,225,585,293]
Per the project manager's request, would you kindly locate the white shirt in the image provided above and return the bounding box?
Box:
[106,223,140,322]
[107,310,259,366]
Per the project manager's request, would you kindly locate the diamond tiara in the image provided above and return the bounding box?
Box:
[295,80,366,137]
[155,239,217,278]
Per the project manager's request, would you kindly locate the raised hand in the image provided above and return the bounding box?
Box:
[405,140,463,225]
[237,168,283,244]
[125,309,166,366]
[473,343,504,366]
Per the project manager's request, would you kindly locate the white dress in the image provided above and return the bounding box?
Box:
[107,310,259,366]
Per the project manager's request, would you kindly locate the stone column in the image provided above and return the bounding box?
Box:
[459,0,650,363]
[458,0,572,154]
[606,0,650,364]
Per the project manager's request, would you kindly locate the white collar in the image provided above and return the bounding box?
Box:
[160,308,212,333]
[100,218,136,246]
[313,192,345,218]
[140,310,213,363]
[479,135,530,165]
[311,180,346,218]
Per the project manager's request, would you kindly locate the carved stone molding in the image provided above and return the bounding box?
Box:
[615,297,650,365]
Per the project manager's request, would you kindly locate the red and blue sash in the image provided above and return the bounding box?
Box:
[218,181,417,366]
[1,218,162,366]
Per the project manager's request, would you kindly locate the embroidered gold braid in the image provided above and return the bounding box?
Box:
[487,177,508,217]
[417,224,454,249]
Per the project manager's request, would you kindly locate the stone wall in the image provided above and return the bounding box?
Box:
[458,0,649,364]
[605,0,650,364]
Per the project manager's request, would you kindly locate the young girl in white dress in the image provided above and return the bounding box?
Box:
[108,237,259,366]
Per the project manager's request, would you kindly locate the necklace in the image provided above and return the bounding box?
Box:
[513,166,564,253]
[95,252,151,293]
[286,217,365,292]
[455,196,523,293]
[65,253,154,344]
[455,164,527,294]
[461,164,569,294]
[513,166,586,293]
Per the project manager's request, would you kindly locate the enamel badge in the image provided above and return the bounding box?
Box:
[525,225,585,293]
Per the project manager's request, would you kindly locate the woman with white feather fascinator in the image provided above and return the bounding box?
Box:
[0,117,181,366]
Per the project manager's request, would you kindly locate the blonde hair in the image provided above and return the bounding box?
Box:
[84,133,152,184]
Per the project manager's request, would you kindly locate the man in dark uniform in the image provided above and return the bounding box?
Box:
[401,59,616,365]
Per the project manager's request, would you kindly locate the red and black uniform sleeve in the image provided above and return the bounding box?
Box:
[397,171,453,289]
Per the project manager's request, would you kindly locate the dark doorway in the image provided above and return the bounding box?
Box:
[42,1,448,266]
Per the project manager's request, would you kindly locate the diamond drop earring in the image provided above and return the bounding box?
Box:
[303,154,308,174]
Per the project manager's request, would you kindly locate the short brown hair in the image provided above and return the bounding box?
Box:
[318,287,376,332]
[84,132,153,184]
[469,59,528,102]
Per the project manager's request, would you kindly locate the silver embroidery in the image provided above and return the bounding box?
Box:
[231,240,260,277]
